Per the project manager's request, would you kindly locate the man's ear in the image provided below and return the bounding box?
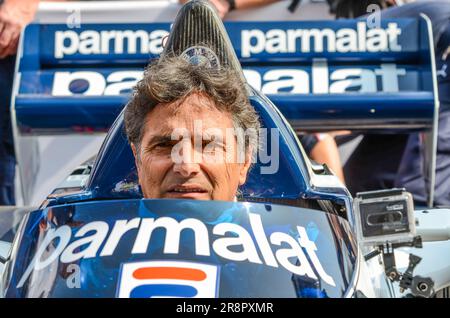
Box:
[238,148,253,186]
[131,143,140,172]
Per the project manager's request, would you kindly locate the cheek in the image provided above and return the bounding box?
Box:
[209,162,241,188]
[139,156,172,187]
[227,163,243,184]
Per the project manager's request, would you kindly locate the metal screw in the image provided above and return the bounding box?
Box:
[418,282,428,292]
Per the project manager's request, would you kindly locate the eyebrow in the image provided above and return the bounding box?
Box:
[145,131,229,148]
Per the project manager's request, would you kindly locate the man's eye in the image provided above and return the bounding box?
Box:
[155,141,175,148]
[145,141,175,154]
[203,141,226,153]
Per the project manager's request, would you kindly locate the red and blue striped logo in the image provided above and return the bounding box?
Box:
[117,261,219,298]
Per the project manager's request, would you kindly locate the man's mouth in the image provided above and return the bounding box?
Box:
[170,188,206,193]
[165,184,209,198]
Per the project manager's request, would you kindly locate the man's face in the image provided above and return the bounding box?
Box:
[132,92,251,201]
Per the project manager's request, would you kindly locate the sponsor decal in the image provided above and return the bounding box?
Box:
[52,23,402,59]
[54,29,170,58]
[17,213,335,288]
[117,260,219,298]
[181,46,220,69]
[49,60,406,96]
[241,22,402,57]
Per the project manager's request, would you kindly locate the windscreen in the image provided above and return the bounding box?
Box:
[4,200,357,298]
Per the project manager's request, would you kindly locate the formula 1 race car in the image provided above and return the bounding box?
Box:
[0,0,449,298]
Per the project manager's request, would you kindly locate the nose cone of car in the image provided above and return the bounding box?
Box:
[161,0,246,83]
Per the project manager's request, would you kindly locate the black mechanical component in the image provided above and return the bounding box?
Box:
[399,254,422,292]
[364,247,381,261]
[363,236,435,297]
[364,236,422,262]
[392,236,423,249]
[410,276,435,298]
[383,243,400,282]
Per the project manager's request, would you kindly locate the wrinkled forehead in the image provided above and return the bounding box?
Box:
[143,93,234,137]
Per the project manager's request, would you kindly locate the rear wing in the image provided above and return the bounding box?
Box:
[12,12,439,207]
[14,18,437,134]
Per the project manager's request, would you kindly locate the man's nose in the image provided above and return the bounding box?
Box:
[173,144,201,177]
[173,161,201,177]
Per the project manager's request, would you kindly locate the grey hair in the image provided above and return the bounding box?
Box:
[124,55,261,159]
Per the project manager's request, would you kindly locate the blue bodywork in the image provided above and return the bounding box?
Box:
[15,18,436,133]
[3,200,357,298]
